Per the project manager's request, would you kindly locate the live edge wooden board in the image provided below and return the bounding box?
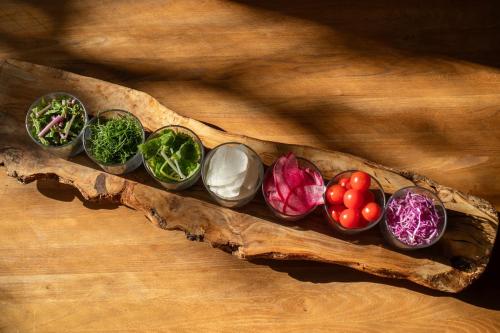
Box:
[0,59,497,293]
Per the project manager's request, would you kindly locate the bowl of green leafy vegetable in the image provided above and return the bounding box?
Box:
[83,109,145,174]
[139,125,204,191]
[26,92,88,158]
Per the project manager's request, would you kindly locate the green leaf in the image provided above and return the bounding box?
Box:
[138,137,161,159]
[143,129,201,182]
[159,129,175,146]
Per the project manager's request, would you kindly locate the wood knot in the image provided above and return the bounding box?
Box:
[149,208,167,228]
[186,233,204,242]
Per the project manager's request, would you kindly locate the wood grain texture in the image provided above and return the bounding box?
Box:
[1,0,500,331]
[1,0,500,209]
[1,173,499,333]
[0,59,497,294]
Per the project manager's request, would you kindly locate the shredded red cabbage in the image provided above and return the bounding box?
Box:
[386,191,442,246]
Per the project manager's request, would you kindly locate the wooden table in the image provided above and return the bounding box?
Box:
[1,1,499,331]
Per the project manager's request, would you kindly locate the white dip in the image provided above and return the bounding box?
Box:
[206,144,259,199]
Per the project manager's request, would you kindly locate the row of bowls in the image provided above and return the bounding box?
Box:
[26,92,447,250]
[25,93,263,204]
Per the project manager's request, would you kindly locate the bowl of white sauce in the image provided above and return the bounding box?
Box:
[201,142,264,208]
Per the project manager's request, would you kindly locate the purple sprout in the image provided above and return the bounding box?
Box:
[38,115,65,137]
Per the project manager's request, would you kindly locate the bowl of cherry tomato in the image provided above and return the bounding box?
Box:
[323,170,386,234]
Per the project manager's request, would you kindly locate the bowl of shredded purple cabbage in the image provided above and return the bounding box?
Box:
[381,186,447,250]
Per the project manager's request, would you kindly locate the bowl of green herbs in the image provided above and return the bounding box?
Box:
[26,92,88,158]
[83,109,145,174]
[139,125,204,190]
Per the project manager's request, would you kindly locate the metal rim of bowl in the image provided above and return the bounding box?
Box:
[202,141,264,203]
[323,170,386,234]
[382,185,448,250]
[141,124,205,186]
[83,109,145,167]
[261,156,324,219]
[25,91,88,149]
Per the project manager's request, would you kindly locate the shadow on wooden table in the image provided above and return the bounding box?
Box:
[36,177,120,211]
[232,0,500,68]
[34,173,500,311]
[250,229,500,311]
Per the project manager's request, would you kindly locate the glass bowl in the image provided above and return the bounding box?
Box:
[202,142,264,208]
[262,157,323,221]
[380,186,447,250]
[142,125,204,191]
[323,170,386,234]
[25,92,88,159]
[83,109,145,175]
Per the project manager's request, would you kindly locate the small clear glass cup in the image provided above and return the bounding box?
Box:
[25,92,88,159]
[202,142,264,208]
[324,170,386,234]
[380,186,447,250]
[83,109,145,175]
[142,125,204,191]
[262,157,323,221]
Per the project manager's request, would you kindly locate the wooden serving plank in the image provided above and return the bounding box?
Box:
[0,59,497,293]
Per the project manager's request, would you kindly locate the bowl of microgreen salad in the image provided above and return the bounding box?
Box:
[83,109,145,174]
[139,125,204,191]
[26,92,88,158]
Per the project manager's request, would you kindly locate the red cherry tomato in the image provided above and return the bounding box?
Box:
[350,171,371,191]
[327,204,345,223]
[358,216,370,228]
[339,208,361,229]
[339,177,351,189]
[343,189,365,209]
[364,190,375,203]
[326,185,346,205]
[362,202,382,222]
